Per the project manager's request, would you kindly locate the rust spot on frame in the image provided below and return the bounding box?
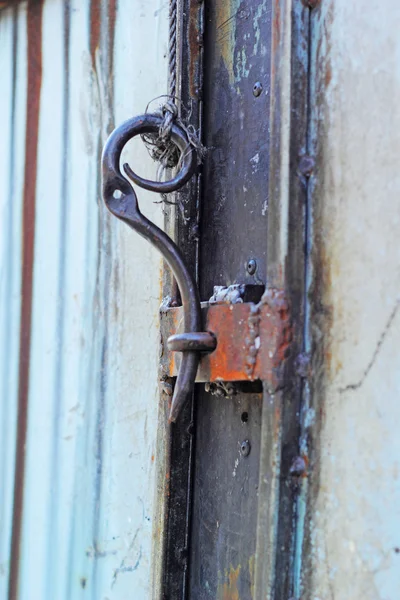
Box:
[90,0,101,65]
[263,288,292,370]
[272,0,281,64]
[219,564,241,600]
[187,0,201,99]
[215,1,237,84]
[9,2,43,598]
[107,0,117,76]
[162,289,292,389]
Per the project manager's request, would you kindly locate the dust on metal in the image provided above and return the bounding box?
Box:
[209,283,264,304]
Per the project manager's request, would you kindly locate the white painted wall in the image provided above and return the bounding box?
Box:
[302,2,400,598]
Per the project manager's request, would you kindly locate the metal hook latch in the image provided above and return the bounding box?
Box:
[101,114,216,422]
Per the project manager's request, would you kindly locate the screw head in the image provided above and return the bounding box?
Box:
[189,223,200,241]
[246,258,257,275]
[289,456,307,477]
[240,439,251,457]
[253,81,263,97]
[298,155,315,177]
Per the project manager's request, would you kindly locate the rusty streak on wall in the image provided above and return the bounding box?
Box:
[8,2,43,598]
[0,1,168,598]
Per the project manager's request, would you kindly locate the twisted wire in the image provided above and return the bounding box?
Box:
[140,0,179,170]
[168,0,178,101]
[159,0,178,152]
[141,0,204,182]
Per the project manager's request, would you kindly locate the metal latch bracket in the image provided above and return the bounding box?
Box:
[160,288,292,391]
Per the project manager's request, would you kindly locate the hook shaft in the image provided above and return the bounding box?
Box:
[101,114,201,422]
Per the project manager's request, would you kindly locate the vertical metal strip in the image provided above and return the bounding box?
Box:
[292,3,322,598]
[178,1,204,596]
[254,0,310,598]
[8,2,43,599]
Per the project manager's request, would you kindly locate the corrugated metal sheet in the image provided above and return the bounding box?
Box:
[0,1,167,598]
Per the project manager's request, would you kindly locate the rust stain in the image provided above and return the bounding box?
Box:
[163,292,291,389]
[325,63,332,87]
[215,0,237,84]
[107,0,117,56]
[262,289,293,370]
[8,2,43,599]
[107,0,117,109]
[188,0,201,99]
[301,453,309,478]
[90,0,101,65]
[219,564,241,600]
[272,0,281,66]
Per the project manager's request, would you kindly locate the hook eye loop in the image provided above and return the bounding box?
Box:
[101,113,196,200]
[122,116,196,193]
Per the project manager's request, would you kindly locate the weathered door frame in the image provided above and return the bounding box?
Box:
[151,1,315,599]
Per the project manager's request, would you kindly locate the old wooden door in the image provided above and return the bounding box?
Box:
[2,1,400,600]
[155,1,306,598]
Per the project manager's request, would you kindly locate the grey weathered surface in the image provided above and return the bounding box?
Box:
[298,1,400,599]
[188,0,273,597]
[199,0,272,294]
[190,393,262,599]
[257,0,310,597]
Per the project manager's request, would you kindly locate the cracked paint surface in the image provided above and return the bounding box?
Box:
[298,1,400,598]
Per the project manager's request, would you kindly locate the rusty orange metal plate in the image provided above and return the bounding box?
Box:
[160,289,292,389]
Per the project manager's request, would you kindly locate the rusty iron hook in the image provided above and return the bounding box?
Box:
[101,113,213,422]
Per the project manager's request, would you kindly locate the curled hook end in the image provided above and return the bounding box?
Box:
[168,351,201,422]
[168,370,194,423]
[168,392,188,423]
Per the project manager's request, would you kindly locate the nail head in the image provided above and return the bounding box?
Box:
[241,439,251,457]
[253,81,263,97]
